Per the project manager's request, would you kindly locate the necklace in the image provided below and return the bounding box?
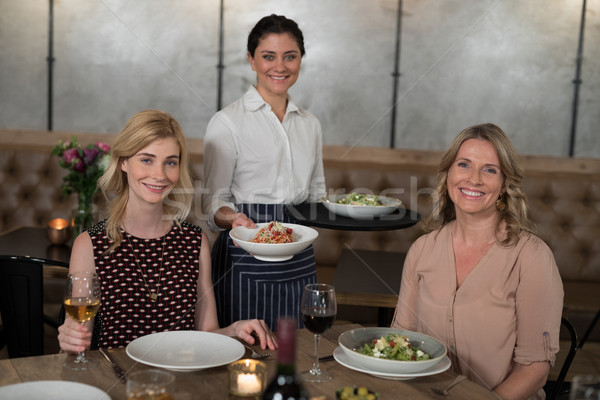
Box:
[124,229,167,302]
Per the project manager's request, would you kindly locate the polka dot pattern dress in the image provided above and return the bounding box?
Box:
[88,220,201,348]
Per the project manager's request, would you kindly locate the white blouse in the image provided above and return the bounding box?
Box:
[202,86,326,231]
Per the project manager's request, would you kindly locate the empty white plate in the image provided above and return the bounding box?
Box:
[0,381,110,399]
[126,330,244,372]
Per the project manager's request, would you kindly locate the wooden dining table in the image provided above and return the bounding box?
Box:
[0,324,498,400]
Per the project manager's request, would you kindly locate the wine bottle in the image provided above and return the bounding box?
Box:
[262,318,309,400]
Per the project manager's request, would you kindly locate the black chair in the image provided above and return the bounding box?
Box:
[544,317,578,400]
[0,256,68,358]
[578,309,600,350]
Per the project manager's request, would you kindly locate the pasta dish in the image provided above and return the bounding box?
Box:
[252,221,294,244]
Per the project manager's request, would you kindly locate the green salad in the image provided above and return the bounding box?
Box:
[359,333,432,361]
[336,193,382,206]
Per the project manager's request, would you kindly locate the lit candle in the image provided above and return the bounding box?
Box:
[49,218,69,230]
[237,373,261,395]
[47,218,72,245]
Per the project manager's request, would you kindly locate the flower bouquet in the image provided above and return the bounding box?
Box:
[52,137,111,234]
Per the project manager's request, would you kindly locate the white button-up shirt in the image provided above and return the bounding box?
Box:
[202,86,326,231]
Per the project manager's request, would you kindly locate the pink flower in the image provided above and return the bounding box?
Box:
[53,136,111,199]
[83,148,99,165]
[63,148,85,172]
[96,141,111,153]
[62,148,80,164]
[73,159,85,172]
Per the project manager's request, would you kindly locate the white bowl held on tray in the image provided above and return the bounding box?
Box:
[338,327,447,374]
[229,222,318,262]
[321,194,402,220]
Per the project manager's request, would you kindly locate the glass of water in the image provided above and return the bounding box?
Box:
[571,375,600,400]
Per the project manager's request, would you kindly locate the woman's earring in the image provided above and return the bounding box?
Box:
[496,194,507,212]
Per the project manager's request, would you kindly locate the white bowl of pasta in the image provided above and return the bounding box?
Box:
[229,222,319,262]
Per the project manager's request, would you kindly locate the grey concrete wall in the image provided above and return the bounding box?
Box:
[1,0,598,157]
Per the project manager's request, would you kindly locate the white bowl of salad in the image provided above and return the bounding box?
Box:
[229,221,318,262]
[321,193,402,220]
[338,327,447,374]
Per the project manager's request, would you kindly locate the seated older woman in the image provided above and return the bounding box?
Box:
[392,123,563,400]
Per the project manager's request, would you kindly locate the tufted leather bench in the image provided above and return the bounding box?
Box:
[1,130,598,340]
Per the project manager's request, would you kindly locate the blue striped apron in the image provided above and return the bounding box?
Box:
[211,203,317,330]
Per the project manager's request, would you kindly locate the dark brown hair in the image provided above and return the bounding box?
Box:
[247,14,305,57]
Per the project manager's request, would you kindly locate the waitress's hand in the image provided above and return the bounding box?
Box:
[232,213,255,229]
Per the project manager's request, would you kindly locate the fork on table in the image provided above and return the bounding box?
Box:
[243,344,270,360]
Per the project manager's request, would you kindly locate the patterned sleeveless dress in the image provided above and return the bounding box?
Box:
[88,220,201,349]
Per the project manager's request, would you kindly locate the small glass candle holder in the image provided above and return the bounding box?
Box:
[47,218,72,245]
[228,359,267,399]
[127,369,174,400]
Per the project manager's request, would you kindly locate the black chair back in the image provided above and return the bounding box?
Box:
[544,317,579,400]
[0,257,67,358]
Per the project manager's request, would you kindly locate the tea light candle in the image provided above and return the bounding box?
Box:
[47,218,72,245]
[228,359,266,399]
[49,218,70,230]
[237,373,261,395]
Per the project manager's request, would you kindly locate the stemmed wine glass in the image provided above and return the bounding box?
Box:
[300,283,337,382]
[63,271,101,370]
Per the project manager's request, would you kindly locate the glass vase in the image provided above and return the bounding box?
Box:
[74,192,94,235]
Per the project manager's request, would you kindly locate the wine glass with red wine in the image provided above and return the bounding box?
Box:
[300,283,337,382]
[63,271,101,370]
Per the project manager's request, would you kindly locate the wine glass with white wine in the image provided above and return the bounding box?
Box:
[300,283,337,382]
[63,271,101,370]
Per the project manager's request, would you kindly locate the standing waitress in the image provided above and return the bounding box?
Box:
[203,15,326,330]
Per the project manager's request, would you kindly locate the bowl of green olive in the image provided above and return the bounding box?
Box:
[336,386,378,400]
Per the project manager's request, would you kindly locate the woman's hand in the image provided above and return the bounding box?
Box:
[226,319,278,350]
[214,207,255,230]
[231,213,255,229]
[57,316,92,354]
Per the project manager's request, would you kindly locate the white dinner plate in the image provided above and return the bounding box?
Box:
[338,327,447,374]
[229,223,318,262]
[126,331,244,372]
[0,381,110,399]
[333,346,451,380]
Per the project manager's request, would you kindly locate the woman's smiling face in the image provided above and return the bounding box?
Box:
[248,32,302,100]
[447,138,505,218]
[121,137,180,206]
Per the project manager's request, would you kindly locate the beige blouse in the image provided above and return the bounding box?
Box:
[392,222,563,397]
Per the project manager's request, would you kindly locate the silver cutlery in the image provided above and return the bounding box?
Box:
[99,348,127,383]
[243,344,270,360]
[318,355,335,362]
[431,375,467,396]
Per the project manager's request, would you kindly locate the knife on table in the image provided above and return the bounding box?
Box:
[318,355,335,362]
[99,348,127,383]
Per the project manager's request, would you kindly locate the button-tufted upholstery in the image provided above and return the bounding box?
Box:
[0,132,110,230]
[1,130,598,339]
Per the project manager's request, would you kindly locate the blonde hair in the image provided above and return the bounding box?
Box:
[98,110,193,251]
[424,123,538,246]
